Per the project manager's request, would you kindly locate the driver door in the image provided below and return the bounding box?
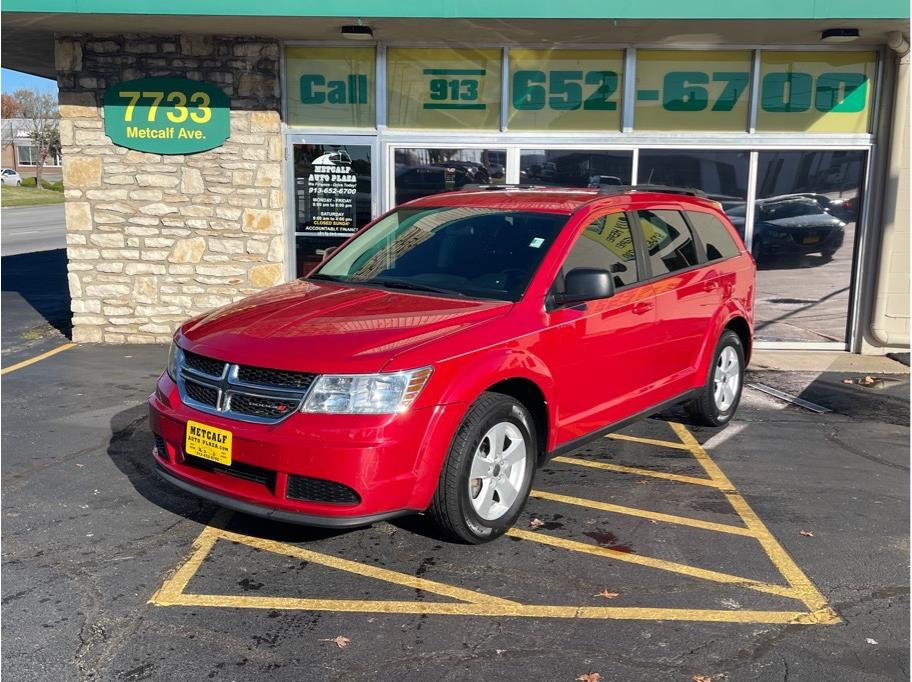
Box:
[546,210,661,445]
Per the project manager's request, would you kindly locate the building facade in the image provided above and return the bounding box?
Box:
[2,118,63,178]
[1,3,909,352]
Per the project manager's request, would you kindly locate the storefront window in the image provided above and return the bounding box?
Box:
[756,52,876,134]
[293,143,373,276]
[636,150,748,218]
[508,49,624,131]
[753,150,865,343]
[520,149,632,187]
[386,48,502,130]
[394,148,505,205]
[634,50,753,131]
[285,47,376,128]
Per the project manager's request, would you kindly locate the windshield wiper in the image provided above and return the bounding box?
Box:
[369,278,468,297]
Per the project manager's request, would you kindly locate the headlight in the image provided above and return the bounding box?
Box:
[302,367,433,414]
[167,341,181,381]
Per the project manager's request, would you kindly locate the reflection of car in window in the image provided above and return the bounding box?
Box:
[395,164,489,204]
[752,196,846,261]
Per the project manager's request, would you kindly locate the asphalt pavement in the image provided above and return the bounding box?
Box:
[1,338,908,680]
[1,204,66,257]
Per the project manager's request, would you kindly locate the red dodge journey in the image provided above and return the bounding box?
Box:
[150,185,755,543]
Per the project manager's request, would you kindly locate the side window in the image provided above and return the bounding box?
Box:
[686,211,741,261]
[636,210,700,276]
[560,212,639,290]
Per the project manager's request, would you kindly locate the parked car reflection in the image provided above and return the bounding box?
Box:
[728,194,849,264]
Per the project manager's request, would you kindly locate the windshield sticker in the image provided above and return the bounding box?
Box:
[529,237,545,248]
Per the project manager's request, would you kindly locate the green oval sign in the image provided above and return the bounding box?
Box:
[103,77,230,154]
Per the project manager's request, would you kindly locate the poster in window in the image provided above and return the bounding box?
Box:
[294,145,372,238]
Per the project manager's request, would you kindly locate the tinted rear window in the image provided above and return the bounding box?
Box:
[636,209,700,277]
[686,211,741,261]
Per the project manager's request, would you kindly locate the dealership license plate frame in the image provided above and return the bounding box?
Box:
[185,420,233,466]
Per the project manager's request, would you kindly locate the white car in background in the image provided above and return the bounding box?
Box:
[1,168,22,186]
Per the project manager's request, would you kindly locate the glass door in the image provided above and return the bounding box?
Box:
[288,135,378,277]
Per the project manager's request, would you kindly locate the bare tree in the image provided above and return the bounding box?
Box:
[1,94,22,157]
[13,88,59,189]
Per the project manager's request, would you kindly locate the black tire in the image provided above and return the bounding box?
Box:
[428,392,537,544]
[685,329,745,427]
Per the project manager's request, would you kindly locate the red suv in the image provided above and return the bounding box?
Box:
[150,186,754,543]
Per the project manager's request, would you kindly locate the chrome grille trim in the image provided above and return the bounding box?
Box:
[174,348,317,425]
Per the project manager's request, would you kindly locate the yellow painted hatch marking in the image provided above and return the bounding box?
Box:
[149,421,839,624]
[552,455,721,487]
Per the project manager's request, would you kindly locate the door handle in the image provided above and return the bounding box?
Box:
[632,301,654,315]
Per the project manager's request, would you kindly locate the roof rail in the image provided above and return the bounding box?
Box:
[458,184,545,192]
[597,184,708,198]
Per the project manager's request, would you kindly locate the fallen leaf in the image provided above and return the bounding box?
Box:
[576,673,602,682]
[596,589,620,599]
[320,636,351,649]
[842,378,854,384]
[637,479,651,484]
[866,638,878,645]
[799,530,815,537]
[692,676,712,682]
[862,375,877,385]
[529,518,545,529]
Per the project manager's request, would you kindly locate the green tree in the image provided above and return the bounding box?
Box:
[13,89,59,190]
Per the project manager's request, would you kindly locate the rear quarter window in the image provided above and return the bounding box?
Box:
[687,211,741,261]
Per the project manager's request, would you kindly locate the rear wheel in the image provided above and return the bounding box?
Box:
[686,330,745,427]
[428,392,537,544]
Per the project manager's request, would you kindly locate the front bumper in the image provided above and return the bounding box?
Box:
[755,227,844,255]
[149,372,466,525]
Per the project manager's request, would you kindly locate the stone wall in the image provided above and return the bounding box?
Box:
[56,33,286,343]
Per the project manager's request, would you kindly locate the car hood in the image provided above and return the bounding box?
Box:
[179,280,512,374]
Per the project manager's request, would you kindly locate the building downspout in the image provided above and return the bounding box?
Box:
[870,32,911,347]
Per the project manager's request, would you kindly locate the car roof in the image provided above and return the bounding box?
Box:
[401,185,720,215]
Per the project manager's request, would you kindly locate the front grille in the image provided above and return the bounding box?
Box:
[184,379,219,407]
[184,456,276,489]
[287,475,361,505]
[237,365,316,390]
[183,350,227,377]
[176,350,316,424]
[230,393,299,420]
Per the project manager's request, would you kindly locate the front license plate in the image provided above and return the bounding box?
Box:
[803,234,821,244]
[185,420,232,466]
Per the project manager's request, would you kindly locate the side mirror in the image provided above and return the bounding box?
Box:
[556,267,615,307]
[320,246,338,260]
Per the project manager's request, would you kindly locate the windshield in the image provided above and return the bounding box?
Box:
[312,207,568,301]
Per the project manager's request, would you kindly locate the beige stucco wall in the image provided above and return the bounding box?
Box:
[864,43,910,353]
[56,33,286,344]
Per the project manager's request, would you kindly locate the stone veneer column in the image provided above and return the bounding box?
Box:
[55,33,286,344]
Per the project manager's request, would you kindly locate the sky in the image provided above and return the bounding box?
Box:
[2,68,58,95]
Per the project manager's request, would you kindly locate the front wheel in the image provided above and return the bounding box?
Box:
[428,392,537,544]
[686,330,745,427]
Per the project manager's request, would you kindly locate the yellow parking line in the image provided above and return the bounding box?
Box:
[508,528,797,599]
[152,525,518,607]
[669,422,838,619]
[553,456,721,488]
[158,592,832,624]
[1,342,76,375]
[150,525,221,605]
[606,433,693,451]
[529,489,755,537]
